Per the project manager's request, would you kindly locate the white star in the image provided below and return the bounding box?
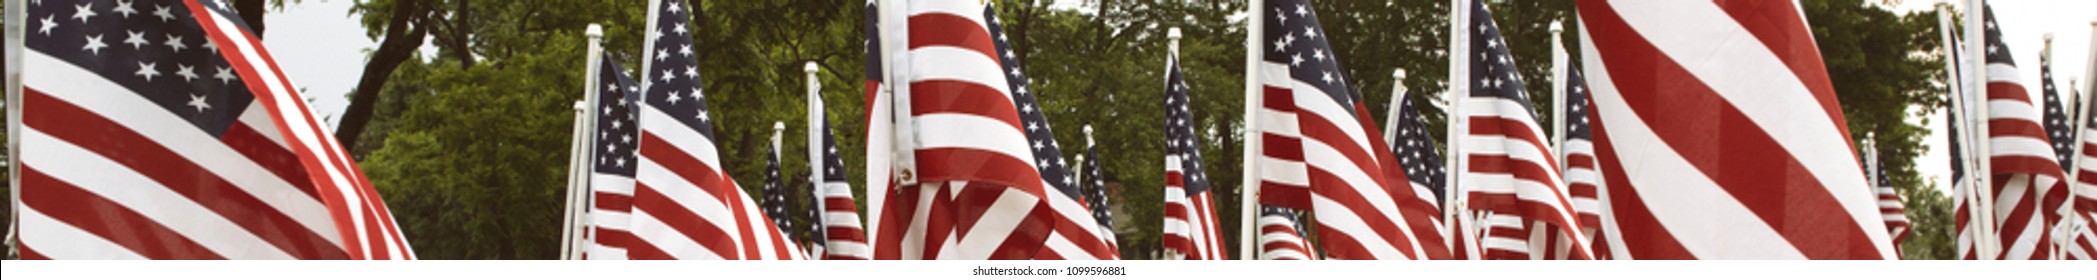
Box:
[675,23,688,35]
[83,34,109,55]
[135,62,162,81]
[1291,53,1304,66]
[115,1,138,18]
[656,48,669,61]
[1274,8,1288,23]
[1018,86,1029,96]
[38,16,57,36]
[698,109,710,121]
[203,40,217,52]
[650,28,663,42]
[73,4,97,24]
[668,1,683,13]
[175,64,198,82]
[1312,49,1326,61]
[1322,71,1334,84]
[186,94,211,112]
[684,66,699,79]
[123,30,150,49]
[164,34,188,52]
[152,5,176,22]
[1296,5,1309,16]
[660,70,674,82]
[1273,38,1288,51]
[1304,26,1318,39]
[680,44,693,57]
[213,66,238,83]
[667,90,683,104]
[1009,67,1022,78]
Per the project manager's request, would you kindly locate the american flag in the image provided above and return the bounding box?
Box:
[2056,44,2097,260]
[1081,138,1121,255]
[761,135,801,248]
[1972,3,2065,260]
[1162,53,1226,260]
[1949,109,1987,259]
[1862,136,1910,256]
[1257,206,1319,260]
[15,0,411,259]
[1253,0,1450,260]
[1576,0,1895,259]
[1561,67,1622,260]
[816,119,870,260]
[864,1,1110,260]
[585,54,643,260]
[622,0,803,260]
[1456,0,1589,260]
[1387,91,1460,259]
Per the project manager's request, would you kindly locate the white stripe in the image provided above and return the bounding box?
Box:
[626,209,725,260]
[1986,64,2024,84]
[914,114,1034,167]
[1481,214,1529,254]
[18,205,147,260]
[1291,81,1372,154]
[1308,194,1412,260]
[632,155,737,241]
[22,129,294,259]
[1607,0,1892,258]
[637,107,723,166]
[1988,99,2043,125]
[21,52,340,247]
[909,46,1012,101]
[949,185,1039,259]
[737,189,784,260]
[235,104,289,149]
[203,13,373,256]
[1581,25,1809,259]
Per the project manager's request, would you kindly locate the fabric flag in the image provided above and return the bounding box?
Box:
[1949,110,1989,259]
[761,137,801,248]
[1576,0,1895,259]
[623,0,803,260]
[1162,52,1226,260]
[1387,92,1462,259]
[585,54,643,260]
[864,1,1111,260]
[1258,206,1319,260]
[1457,0,1589,260]
[2061,45,2097,260]
[1562,67,1624,260]
[1864,138,1911,255]
[1081,140,1121,255]
[816,119,871,260]
[1252,0,1450,260]
[1973,3,2067,260]
[15,0,411,259]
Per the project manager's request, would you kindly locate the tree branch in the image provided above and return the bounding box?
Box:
[337,0,431,155]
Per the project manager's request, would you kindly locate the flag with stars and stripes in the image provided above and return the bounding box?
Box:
[1252,0,1451,260]
[1577,0,1894,259]
[1561,67,1626,260]
[1456,0,1589,260]
[864,1,1114,260]
[14,0,411,259]
[815,118,871,260]
[761,138,801,248]
[584,53,643,260]
[1969,3,2065,260]
[1387,90,1462,260]
[622,0,803,260]
[1081,140,1121,256]
[1258,206,1319,260]
[1863,137,1910,257]
[1162,52,1225,260]
[2056,43,2097,260]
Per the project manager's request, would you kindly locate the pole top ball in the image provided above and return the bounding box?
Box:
[804,62,819,74]
[586,24,603,38]
[1168,27,1182,40]
[1393,69,1407,79]
[774,121,786,131]
[1549,21,1563,33]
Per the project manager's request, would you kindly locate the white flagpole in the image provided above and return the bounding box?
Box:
[1075,125,1090,200]
[559,24,606,260]
[1963,0,2001,259]
[5,0,27,259]
[804,61,826,258]
[1239,0,1266,261]
[1550,21,1566,168]
[1385,69,1408,145]
[1446,0,1474,257]
[1865,133,1879,188]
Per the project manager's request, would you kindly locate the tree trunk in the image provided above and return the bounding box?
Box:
[336,1,430,155]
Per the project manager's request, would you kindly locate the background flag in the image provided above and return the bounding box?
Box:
[1162,52,1226,260]
[585,54,643,260]
[1456,0,1590,260]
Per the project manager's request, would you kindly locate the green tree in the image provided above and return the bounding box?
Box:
[1803,0,1957,260]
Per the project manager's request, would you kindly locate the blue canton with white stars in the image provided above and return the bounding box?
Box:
[1083,145,1116,233]
[2039,54,2076,169]
[643,0,716,140]
[1166,55,1212,195]
[1565,67,1592,144]
[1466,0,1534,118]
[595,55,642,176]
[1392,94,1449,202]
[761,143,798,244]
[984,4,1081,199]
[27,0,254,136]
[1264,0,1359,115]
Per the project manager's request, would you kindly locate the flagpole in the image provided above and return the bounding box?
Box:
[1386,69,1408,144]
[804,61,826,257]
[1550,21,1566,168]
[1445,0,1474,256]
[5,0,27,259]
[1962,0,2001,259]
[1239,0,1266,261]
[1076,124,1090,200]
[558,24,606,260]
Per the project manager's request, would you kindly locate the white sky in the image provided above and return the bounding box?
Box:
[1891,0,2097,196]
[261,0,2095,197]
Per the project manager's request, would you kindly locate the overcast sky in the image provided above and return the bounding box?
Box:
[265,1,2095,196]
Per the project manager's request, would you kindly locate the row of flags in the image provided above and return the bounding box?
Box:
[11,0,2093,260]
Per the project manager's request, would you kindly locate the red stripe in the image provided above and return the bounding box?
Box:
[637,133,738,207]
[914,148,1048,199]
[908,13,999,62]
[870,184,919,259]
[1305,166,1419,260]
[1465,154,1576,215]
[1355,102,1451,260]
[629,181,738,259]
[729,180,761,260]
[1195,192,1227,260]
[1582,2,1882,259]
[955,184,1052,260]
[20,166,225,259]
[594,193,635,212]
[1297,113,1393,198]
[24,89,346,260]
[1567,154,1596,169]
[221,123,320,201]
[919,184,955,259]
[1468,116,1561,172]
[1987,83,2033,103]
[1042,194,1114,259]
[910,80,1022,129]
[1712,1,1850,142]
[19,242,49,260]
